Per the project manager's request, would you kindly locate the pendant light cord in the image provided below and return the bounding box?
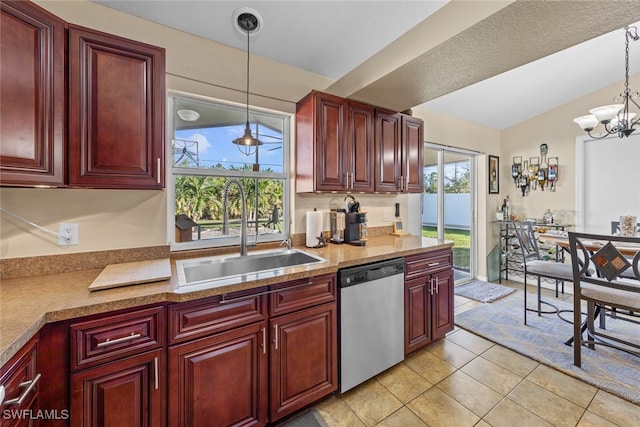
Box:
[245,26,250,125]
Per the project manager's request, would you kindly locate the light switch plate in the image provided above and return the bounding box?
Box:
[383,207,393,222]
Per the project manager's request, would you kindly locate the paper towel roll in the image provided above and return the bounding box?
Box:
[306,210,324,247]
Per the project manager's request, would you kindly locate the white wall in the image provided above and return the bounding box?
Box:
[577,133,640,233]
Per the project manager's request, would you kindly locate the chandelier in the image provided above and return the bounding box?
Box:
[573,25,639,139]
[232,11,263,155]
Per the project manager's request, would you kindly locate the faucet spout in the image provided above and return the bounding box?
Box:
[222,179,248,256]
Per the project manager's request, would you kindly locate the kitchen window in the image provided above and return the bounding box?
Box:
[168,95,290,250]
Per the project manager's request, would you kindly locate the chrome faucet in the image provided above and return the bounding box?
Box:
[222,179,249,256]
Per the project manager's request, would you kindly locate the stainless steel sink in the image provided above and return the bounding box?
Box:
[176,249,327,289]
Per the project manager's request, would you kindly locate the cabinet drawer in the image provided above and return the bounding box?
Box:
[70,306,165,371]
[270,274,336,317]
[405,250,452,278]
[0,336,39,414]
[169,293,267,345]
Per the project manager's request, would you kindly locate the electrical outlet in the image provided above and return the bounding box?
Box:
[58,223,79,246]
[382,207,393,222]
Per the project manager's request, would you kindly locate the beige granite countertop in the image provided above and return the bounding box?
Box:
[0,235,452,366]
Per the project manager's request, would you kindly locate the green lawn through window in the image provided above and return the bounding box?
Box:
[422,226,470,272]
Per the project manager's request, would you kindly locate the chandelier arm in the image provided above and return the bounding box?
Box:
[586,130,611,140]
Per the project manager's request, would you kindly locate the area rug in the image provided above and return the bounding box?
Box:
[455,291,640,404]
[454,280,516,303]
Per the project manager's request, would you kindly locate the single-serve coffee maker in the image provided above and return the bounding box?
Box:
[345,212,367,246]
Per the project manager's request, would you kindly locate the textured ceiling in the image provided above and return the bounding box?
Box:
[94,0,640,130]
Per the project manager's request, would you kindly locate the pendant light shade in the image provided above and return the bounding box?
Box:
[232,12,262,155]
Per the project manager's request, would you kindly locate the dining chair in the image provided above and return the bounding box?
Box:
[568,231,640,367]
[512,222,575,325]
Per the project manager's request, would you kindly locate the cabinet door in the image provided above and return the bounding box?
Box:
[70,349,164,427]
[401,115,424,193]
[431,269,455,340]
[0,336,39,427]
[0,0,65,187]
[374,110,401,192]
[168,322,268,427]
[346,102,374,192]
[68,25,165,189]
[314,93,347,191]
[404,275,432,355]
[270,303,337,422]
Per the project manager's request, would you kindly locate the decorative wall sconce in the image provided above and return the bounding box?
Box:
[511,157,522,188]
[511,144,558,196]
[528,157,539,190]
[547,157,558,191]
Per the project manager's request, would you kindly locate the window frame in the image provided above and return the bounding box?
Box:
[167,93,291,252]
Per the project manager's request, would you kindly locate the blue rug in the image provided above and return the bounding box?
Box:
[456,291,640,404]
[454,280,516,303]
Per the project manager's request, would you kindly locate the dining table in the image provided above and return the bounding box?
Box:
[538,231,640,257]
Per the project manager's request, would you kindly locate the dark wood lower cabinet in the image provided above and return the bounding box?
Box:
[404,251,455,355]
[168,322,268,427]
[270,303,337,422]
[70,349,164,427]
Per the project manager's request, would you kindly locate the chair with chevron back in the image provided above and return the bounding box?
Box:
[568,231,640,367]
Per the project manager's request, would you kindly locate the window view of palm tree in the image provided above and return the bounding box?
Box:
[171,96,289,247]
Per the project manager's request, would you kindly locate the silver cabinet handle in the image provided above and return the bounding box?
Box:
[96,332,141,348]
[154,357,159,390]
[156,158,161,184]
[261,327,266,354]
[3,373,41,406]
[428,262,440,267]
[435,277,440,294]
[273,324,279,350]
[429,278,434,295]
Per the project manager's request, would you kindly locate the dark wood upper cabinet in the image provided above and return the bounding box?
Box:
[375,110,424,193]
[0,0,66,186]
[296,90,422,194]
[401,114,424,193]
[68,25,165,189]
[346,101,375,192]
[374,109,402,193]
[296,91,374,193]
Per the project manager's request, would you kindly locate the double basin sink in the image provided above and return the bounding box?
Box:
[176,248,327,290]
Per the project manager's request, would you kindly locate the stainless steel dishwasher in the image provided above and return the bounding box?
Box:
[338,258,405,393]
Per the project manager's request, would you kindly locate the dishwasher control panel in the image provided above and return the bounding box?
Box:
[338,258,404,287]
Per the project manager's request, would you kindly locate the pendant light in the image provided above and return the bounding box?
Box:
[232,12,262,155]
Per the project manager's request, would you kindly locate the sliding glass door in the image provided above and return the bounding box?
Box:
[423,144,477,283]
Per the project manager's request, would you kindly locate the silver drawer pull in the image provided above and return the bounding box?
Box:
[3,373,41,406]
[428,262,440,267]
[97,332,142,348]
